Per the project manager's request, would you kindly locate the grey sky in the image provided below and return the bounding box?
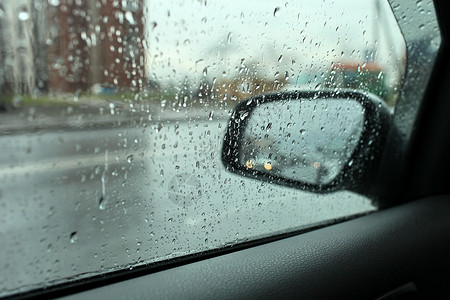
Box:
[145,0,405,86]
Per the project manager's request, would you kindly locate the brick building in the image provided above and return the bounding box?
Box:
[46,0,146,93]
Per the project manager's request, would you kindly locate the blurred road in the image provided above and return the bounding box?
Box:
[0,108,374,297]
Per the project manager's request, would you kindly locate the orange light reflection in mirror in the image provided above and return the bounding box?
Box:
[246,160,255,169]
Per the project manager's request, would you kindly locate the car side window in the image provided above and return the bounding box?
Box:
[0,0,439,297]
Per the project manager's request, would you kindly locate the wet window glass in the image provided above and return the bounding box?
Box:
[0,0,433,297]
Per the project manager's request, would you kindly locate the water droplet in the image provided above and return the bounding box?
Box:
[125,11,136,24]
[109,103,115,115]
[127,155,134,163]
[209,111,214,120]
[273,7,280,17]
[48,0,60,6]
[99,195,107,210]
[18,11,30,21]
[92,165,100,176]
[70,232,78,244]
[203,67,208,76]
[240,112,249,120]
[348,159,354,167]
[278,55,283,63]
[227,32,232,44]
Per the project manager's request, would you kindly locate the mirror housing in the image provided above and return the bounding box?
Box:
[221,90,392,198]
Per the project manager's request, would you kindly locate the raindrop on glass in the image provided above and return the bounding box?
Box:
[18,11,30,21]
[273,7,280,17]
[70,232,78,244]
[48,0,60,6]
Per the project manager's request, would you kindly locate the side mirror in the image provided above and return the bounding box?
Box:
[221,90,392,197]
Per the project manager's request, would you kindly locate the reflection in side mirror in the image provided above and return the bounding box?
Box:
[222,90,392,195]
[241,99,364,185]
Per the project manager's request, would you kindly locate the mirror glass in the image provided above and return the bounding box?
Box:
[239,98,364,185]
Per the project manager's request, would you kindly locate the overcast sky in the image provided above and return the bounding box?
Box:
[144,0,406,87]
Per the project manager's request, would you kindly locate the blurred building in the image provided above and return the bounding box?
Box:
[47,0,146,93]
[0,0,146,96]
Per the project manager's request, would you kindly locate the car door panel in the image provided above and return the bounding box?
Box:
[57,195,450,300]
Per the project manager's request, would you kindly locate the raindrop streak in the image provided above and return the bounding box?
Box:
[100,150,109,210]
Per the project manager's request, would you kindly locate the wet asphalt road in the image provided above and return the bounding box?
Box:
[0,115,374,297]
